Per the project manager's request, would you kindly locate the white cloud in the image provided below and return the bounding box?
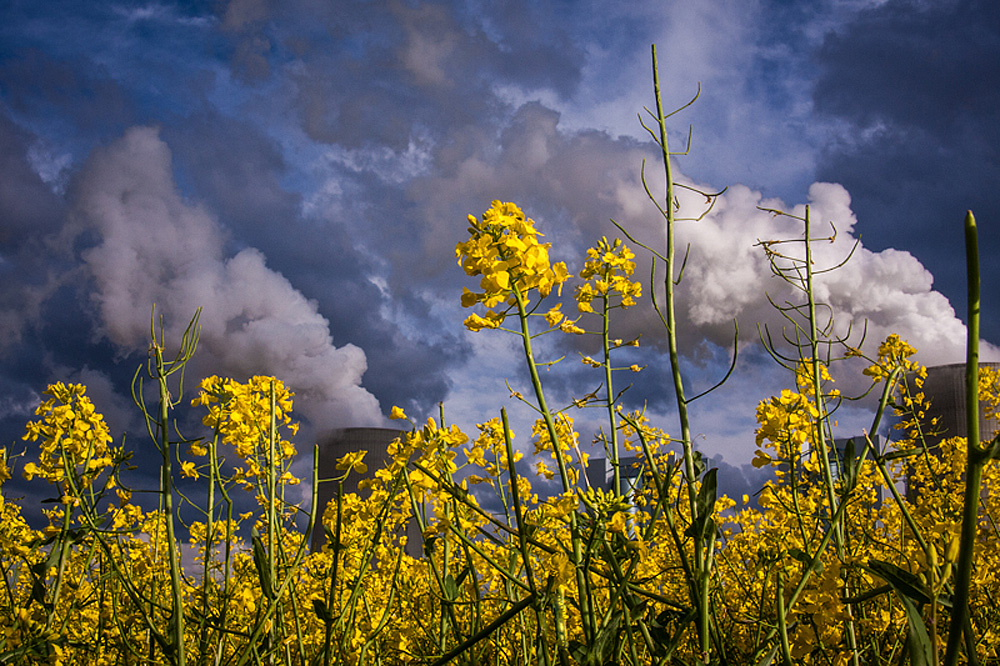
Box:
[73,126,382,431]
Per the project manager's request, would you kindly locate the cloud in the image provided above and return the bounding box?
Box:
[0,113,69,349]
[672,180,987,367]
[71,126,382,431]
[812,0,1000,342]
[0,48,135,137]
[159,112,460,419]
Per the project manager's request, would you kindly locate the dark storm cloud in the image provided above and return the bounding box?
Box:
[813,0,1000,341]
[159,112,464,417]
[0,112,69,349]
[230,0,585,151]
[0,49,134,136]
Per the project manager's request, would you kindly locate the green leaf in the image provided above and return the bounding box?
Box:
[571,610,622,666]
[443,574,460,602]
[628,599,648,622]
[250,527,275,600]
[841,437,858,491]
[866,560,934,666]
[898,589,935,666]
[312,598,331,623]
[647,608,696,659]
[697,468,717,520]
[684,468,718,541]
[867,560,931,606]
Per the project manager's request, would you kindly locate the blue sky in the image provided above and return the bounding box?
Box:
[1,0,998,506]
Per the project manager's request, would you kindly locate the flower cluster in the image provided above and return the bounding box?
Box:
[192,375,301,488]
[456,200,569,331]
[753,389,819,467]
[21,382,113,487]
[575,236,641,313]
[863,333,921,382]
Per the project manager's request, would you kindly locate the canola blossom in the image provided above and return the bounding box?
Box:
[3,195,1000,666]
[575,236,641,314]
[456,200,570,331]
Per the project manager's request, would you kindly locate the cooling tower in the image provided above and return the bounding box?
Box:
[922,363,1000,445]
[312,427,422,556]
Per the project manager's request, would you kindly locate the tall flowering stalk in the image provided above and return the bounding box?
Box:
[575,236,642,495]
[634,45,725,662]
[456,200,601,644]
[755,206,863,664]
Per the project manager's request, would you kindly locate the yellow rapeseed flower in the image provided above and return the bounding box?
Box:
[457,201,570,331]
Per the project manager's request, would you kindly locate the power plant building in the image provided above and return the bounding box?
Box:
[921,363,1000,446]
[313,427,422,556]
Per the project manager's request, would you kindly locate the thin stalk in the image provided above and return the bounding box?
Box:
[651,43,707,661]
[945,211,984,665]
[322,482,343,666]
[501,408,539,598]
[153,343,186,666]
[427,587,542,666]
[43,500,74,633]
[601,296,621,495]
[511,284,594,641]
[198,429,221,666]
[267,382,278,666]
[803,207,860,664]
[233,446,319,666]
[776,571,793,666]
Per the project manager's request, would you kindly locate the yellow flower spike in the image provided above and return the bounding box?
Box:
[390,405,407,420]
[21,383,112,486]
[457,201,570,325]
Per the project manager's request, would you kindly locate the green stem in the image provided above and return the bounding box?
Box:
[602,296,621,496]
[267,382,278,665]
[154,343,186,666]
[322,482,343,666]
[803,207,860,665]
[233,446,320,666]
[198,429,220,666]
[945,210,983,666]
[511,285,594,640]
[44,500,75,632]
[651,43,707,661]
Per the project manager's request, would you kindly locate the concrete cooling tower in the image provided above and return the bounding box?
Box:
[313,427,422,556]
[922,363,1000,445]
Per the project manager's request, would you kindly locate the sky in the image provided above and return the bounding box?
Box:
[1,0,998,510]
